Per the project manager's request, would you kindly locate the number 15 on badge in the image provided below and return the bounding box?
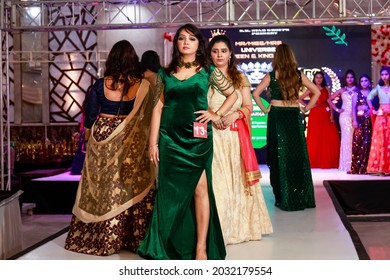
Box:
[193,122,207,138]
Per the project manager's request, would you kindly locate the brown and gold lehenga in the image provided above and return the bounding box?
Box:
[64,79,157,256]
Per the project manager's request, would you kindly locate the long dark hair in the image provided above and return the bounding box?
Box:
[379,66,390,86]
[141,50,161,73]
[272,43,301,101]
[207,35,242,89]
[312,71,327,88]
[104,40,143,96]
[165,24,210,74]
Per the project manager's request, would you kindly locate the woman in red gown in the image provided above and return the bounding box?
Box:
[299,71,340,168]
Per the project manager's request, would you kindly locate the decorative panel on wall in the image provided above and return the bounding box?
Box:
[1,32,14,123]
[48,5,98,123]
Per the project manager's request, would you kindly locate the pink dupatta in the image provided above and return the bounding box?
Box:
[236,108,261,186]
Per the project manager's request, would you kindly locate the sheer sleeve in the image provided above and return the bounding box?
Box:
[367,85,379,101]
[241,73,251,87]
[153,73,164,107]
[209,67,235,97]
[84,81,101,129]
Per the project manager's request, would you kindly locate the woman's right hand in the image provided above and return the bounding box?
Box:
[194,109,220,124]
[149,145,159,167]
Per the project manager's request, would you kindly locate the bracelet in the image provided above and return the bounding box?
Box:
[215,110,223,118]
[149,144,158,149]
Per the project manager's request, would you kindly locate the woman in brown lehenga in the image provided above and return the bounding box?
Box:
[64,40,157,256]
[350,74,372,174]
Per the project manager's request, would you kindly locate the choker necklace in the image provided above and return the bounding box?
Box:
[178,60,199,69]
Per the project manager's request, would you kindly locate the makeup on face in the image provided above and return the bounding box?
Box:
[346,74,355,86]
[314,74,323,85]
[177,31,199,54]
[360,79,370,90]
[210,42,230,67]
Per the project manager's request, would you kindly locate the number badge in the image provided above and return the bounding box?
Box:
[230,121,238,131]
[193,122,207,138]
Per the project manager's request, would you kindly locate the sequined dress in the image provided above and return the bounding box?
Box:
[266,71,315,211]
[350,91,372,174]
[338,88,356,171]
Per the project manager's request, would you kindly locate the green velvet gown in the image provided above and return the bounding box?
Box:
[137,67,226,260]
[267,71,316,211]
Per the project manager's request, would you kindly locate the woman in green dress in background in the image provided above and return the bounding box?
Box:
[137,24,238,260]
[252,44,320,211]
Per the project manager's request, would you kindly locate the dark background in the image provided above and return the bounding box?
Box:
[202,25,372,163]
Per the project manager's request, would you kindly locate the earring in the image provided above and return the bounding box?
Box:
[228,56,231,65]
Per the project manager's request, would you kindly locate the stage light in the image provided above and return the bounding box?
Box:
[26,7,41,19]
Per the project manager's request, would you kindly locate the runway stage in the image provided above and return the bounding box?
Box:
[20,171,80,214]
[16,166,390,260]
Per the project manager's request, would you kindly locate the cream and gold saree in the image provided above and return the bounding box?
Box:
[207,73,273,245]
[65,78,158,255]
[72,79,156,223]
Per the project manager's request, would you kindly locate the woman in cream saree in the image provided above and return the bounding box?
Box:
[207,35,273,244]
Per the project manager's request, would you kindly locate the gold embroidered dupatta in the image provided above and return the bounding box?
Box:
[72,79,156,223]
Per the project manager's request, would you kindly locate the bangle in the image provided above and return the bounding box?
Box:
[215,110,223,118]
[149,144,158,149]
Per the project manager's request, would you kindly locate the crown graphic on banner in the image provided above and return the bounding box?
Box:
[210,29,226,38]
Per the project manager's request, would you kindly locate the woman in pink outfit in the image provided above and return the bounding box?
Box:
[366,66,390,176]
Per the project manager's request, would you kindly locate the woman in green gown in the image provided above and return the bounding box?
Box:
[137,24,237,260]
[252,44,320,211]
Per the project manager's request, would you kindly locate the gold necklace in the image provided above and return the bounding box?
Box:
[178,60,200,69]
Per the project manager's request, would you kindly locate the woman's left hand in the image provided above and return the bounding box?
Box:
[194,109,220,123]
[220,113,237,130]
[213,118,225,130]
